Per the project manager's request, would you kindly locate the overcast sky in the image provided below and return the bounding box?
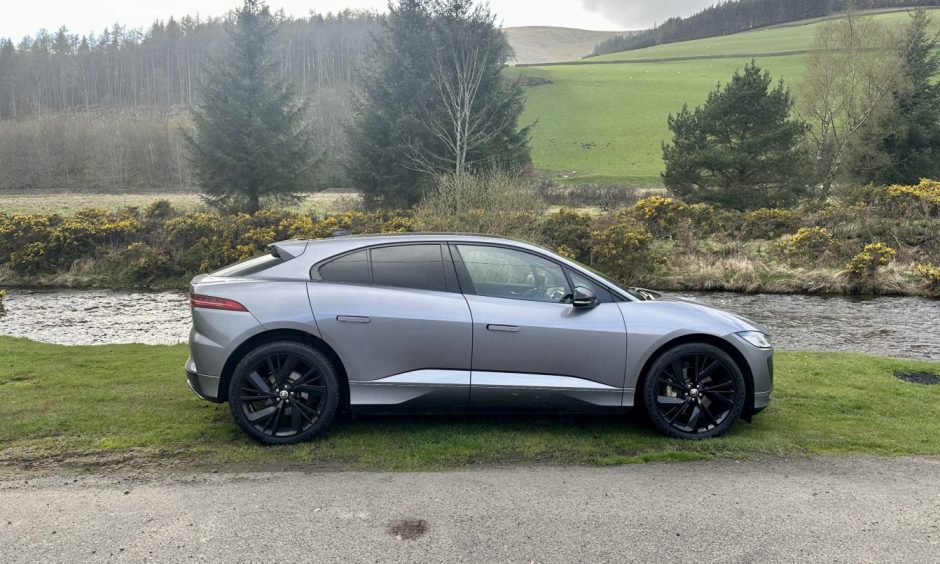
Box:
[1,0,718,40]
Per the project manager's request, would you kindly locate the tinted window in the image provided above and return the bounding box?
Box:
[371,245,447,292]
[318,250,371,284]
[569,270,613,303]
[456,245,570,303]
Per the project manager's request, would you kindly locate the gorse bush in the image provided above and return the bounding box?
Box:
[592,210,659,281]
[846,243,897,277]
[633,195,691,238]
[886,179,940,217]
[776,227,836,265]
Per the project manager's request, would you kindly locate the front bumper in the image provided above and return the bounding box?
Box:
[186,356,224,403]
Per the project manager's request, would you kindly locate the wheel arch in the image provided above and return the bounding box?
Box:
[634,333,755,420]
[219,328,349,408]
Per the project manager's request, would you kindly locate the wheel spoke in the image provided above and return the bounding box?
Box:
[701,381,733,392]
[247,371,271,395]
[239,394,271,402]
[704,390,734,410]
[657,395,685,406]
[263,402,284,434]
[276,355,300,387]
[669,360,685,383]
[666,399,691,423]
[699,358,720,380]
[700,402,718,427]
[293,368,320,387]
[290,404,302,434]
[295,384,325,396]
[687,406,702,431]
[246,405,277,423]
[293,399,320,420]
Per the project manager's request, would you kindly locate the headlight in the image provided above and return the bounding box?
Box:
[737,331,772,349]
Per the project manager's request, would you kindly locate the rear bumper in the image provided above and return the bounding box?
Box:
[186,357,224,403]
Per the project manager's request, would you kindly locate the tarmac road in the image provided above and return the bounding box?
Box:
[1,457,938,563]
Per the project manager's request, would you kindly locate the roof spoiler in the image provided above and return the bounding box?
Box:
[268,240,308,260]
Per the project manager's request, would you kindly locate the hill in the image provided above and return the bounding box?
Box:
[516,9,940,186]
[590,0,940,57]
[503,27,632,65]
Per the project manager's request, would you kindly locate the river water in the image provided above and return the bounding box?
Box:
[0,289,937,360]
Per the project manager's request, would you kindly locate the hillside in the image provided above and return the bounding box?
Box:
[503,27,631,65]
[590,0,940,57]
[517,9,940,186]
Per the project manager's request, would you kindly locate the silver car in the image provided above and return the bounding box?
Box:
[186,233,773,444]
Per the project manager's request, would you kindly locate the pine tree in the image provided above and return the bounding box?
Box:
[662,61,810,210]
[852,9,940,184]
[347,0,434,209]
[348,0,531,209]
[184,0,317,213]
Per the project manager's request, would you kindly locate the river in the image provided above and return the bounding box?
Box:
[0,289,937,361]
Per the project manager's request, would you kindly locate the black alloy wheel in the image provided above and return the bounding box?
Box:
[643,343,745,439]
[229,341,340,444]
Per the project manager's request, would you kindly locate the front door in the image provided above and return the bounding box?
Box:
[452,244,628,410]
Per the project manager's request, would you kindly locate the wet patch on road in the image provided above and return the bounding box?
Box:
[387,518,428,540]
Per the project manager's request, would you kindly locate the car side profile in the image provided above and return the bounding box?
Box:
[186,233,773,444]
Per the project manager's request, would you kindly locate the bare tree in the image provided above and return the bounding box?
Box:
[798,9,920,194]
[407,0,527,176]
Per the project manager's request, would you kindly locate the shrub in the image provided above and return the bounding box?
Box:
[7,241,50,275]
[143,199,178,223]
[119,242,172,285]
[885,179,940,217]
[914,263,940,291]
[633,195,691,238]
[413,171,546,240]
[846,243,897,277]
[776,227,835,264]
[591,211,657,282]
[541,208,593,261]
[741,208,800,239]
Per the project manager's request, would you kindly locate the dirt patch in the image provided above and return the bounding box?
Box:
[387,518,429,541]
[894,371,940,385]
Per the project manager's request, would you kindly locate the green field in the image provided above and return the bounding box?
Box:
[517,9,940,185]
[2,336,939,473]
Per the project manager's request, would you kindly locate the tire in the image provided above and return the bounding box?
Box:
[228,341,340,445]
[642,342,746,440]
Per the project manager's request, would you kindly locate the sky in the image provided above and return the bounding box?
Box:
[0,0,718,40]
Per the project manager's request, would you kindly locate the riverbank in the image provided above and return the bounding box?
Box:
[2,337,939,474]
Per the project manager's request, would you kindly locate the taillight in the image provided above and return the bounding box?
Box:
[190,293,249,312]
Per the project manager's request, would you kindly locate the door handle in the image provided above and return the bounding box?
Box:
[486,324,519,332]
[337,315,371,323]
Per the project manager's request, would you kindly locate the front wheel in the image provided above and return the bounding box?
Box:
[228,341,340,445]
[642,343,745,439]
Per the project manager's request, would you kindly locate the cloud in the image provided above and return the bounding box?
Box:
[581,0,717,29]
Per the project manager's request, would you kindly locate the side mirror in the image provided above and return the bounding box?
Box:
[572,286,597,308]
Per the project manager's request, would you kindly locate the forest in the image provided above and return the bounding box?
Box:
[591,0,940,56]
[0,11,381,191]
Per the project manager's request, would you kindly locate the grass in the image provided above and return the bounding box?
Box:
[516,55,808,185]
[2,336,939,473]
[517,9,940,185]
[0,190,360,215]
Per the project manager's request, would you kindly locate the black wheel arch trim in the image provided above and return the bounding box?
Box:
[219,328,349,409]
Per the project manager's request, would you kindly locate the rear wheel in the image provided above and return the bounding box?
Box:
[642,343,745,439]
[228,341,340,445]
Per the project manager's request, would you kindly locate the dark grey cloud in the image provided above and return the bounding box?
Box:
[581,0,717,29]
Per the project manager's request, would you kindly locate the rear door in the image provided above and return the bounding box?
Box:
[452,244,628,410]
[307,243,472,409]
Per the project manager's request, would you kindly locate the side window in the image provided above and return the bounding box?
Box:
[569,270,613,304]
[371,245,447,292]
[455,245,570,303]
[318,250,371,284]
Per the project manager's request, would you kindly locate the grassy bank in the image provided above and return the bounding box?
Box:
[1,336,939,473]
[517,9,940,185]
